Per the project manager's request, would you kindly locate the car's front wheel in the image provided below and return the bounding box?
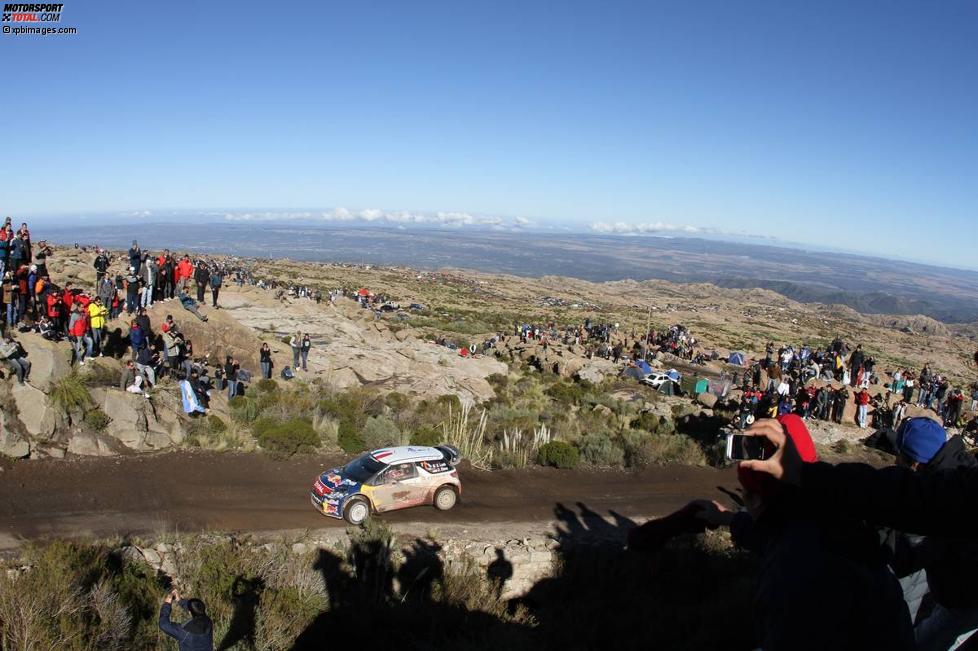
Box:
[344,497,370,525]
[433,486,458,511]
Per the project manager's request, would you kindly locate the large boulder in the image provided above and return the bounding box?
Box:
[18,334,72,392]
[0,410,30,458]
[11,383,57,439]
[67,431,126,456]
[91,388,150,450]
[696,392,718,409]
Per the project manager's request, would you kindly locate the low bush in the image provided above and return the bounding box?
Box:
[338,420,365,454]
[83,408,111,431]
[538,441,580,469]
[207,414,227,432]
[410,426,442,447]
[255,378,279,394]
[362,415,402,450]
[49,372,93,416]
[545,381,586,406]
[255,417,319,458]
[578,432,625,467]
[640,432,707,466]
[230,395,262,423]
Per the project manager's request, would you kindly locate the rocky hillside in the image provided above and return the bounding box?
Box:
[2,244,976,461]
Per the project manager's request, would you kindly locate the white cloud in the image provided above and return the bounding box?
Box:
[590,221,702,235]
[222,207,520,228]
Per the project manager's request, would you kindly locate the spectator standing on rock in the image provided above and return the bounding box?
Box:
[855,387,871,428]
[125,266,140,315]
[93,248,110,286]
[176,255,194,293]
[2,272,15,328]
[224,355,239,399]
[209,266,222,307]
[159,251,175,301]
[159,590,213,651]
[68,302,93,366]
[194,260,209,303]
[88,296,108,356]
[301,333,311,371]
[290,331,302,371]
[141,255,157,308]
[127,240,142,272]
[260,342,272,379]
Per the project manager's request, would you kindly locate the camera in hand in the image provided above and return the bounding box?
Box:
[725,433,772,461]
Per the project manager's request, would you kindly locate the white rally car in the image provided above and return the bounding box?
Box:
[310,445,462,525]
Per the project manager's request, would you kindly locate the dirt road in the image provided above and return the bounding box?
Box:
[0,451,736,550]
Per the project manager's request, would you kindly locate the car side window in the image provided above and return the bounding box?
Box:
[383,463,417,484]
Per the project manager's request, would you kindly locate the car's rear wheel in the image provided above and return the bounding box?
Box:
[433,486,458,511]
[344,497,370,525]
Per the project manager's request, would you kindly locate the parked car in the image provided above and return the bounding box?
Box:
[641,372,673,389]
[310,445,462,524]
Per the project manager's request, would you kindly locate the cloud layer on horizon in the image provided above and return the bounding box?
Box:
[220,208,534,229]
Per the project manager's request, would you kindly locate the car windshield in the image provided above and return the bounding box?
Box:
[342,454,387,483]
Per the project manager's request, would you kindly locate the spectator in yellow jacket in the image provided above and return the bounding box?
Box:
[88,296,108,357]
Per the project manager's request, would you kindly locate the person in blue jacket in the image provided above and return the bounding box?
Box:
[159,589,213,651]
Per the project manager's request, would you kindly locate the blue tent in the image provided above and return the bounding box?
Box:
[666,369,681,382]
[727,352,746,366]
[635,359,653,375]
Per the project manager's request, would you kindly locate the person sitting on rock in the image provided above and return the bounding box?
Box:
[0,335,31,384]
[120,359,149,398]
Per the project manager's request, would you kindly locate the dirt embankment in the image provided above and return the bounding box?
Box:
[0,451,735,551]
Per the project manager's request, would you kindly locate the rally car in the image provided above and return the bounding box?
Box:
[310,445,462,525]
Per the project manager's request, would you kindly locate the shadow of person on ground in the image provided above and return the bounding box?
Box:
[515,501,758,651]
[289,523,529,651]
[216,576,265,650]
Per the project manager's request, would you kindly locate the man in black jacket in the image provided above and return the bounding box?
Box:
[741,419,978,651]
[194,262,210,303]
[93,249,110,285]
[882,417,978,650]
[159,590,213,651]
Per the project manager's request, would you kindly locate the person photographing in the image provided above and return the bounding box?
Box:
[159,589,213,650]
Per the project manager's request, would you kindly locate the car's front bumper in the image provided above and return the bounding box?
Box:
[310,491,343,519]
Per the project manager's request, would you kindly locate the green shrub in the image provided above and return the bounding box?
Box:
[630,412,673,435]
[207,414,227,432]
[338,419,365,454]
[230,395,261,423]
[49,372,93,415]
[281,335,292,345]
[362,415,402,450]
[546,381,586,406]
[637,432,707,466]
[83,408,111,431]
[538,441,580,469]
[255,417,319,457]
[255,378,279,394]
[384,391,410,414]
[487,373,509,392]
[410,426,442,446]
[578,432,625,467]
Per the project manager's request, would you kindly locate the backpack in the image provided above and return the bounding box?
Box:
[281,366,295,380]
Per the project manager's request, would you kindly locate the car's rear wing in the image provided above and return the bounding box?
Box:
[435,444,462,466]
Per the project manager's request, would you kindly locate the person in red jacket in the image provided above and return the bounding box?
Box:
[855,388,871,428]
[68,302,93,365]
[62,281,75,311]
[176,256,194,292]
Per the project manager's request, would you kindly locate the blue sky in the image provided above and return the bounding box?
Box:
[1,1,976,267]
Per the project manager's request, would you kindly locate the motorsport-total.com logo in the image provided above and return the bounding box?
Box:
[2,3,64,22]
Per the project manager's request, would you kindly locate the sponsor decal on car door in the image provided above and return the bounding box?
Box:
[372,463,426,512]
